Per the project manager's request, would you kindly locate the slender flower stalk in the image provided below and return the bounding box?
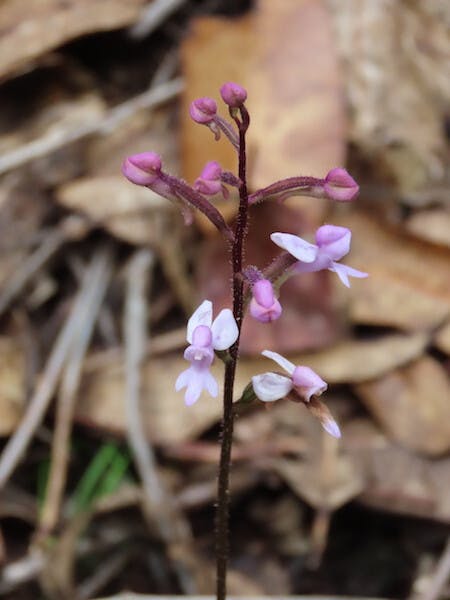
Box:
[215,94,251,600]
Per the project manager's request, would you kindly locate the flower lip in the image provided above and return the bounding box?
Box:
[315,225,351,261]
[189,97,217,124]
[291,365,327,401]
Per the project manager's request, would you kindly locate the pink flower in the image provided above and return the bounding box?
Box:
[249,279,282,323]
[252,351,327,403]
[194,161,226,197]
[175,300,238,406]
[220,82,248,108]
[324,168,359,202]
[189,97,217,124]
[271,225,368,288]
[252,351,340,438]
[121,152,162,186]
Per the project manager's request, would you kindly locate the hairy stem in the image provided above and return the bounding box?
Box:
[215,105,250,600]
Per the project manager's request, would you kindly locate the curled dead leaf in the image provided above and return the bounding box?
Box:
[354,356,450,456]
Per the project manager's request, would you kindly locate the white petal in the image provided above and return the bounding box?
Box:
[175,369,189,391]
[271,232,318,263]
[211,308,239,350]
[330,262,368,288]
[252,373,293,402]
[262,350,296,375]
[187,300,213,343]
[204,371,219,397]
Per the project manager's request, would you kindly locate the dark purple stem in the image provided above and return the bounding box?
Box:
[161,173,235,243]
[248,175,325,205]
[215,104,250,600]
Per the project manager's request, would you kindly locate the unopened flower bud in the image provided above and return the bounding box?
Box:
[220,82,247,108]
[122,152,162,186]
[323,168,359,202]
[250,279,282,323]
[189,97,217,124]
[194,161,223,195]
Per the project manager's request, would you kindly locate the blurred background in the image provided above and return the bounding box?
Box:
[0,0,449,599]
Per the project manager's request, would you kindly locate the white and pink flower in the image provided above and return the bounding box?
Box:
[175,300,238,406]
[271,224,368,288]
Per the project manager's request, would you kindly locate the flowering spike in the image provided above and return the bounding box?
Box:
[189,97,217,124]
[220,82,247,108]
[323,168,359,202]
[249,279,282,323]
[122,152,162,186]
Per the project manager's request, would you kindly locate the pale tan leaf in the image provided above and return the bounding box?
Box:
[0,337,25,437]
[241,332,429,385]
[344,420,450,523]
[75,356,223,445]
[56,176,171,246]
[354,357,450,456]
[0,0,149,80]
[348,276,449,332]
[405,208,450,249]
[335,210,450,331]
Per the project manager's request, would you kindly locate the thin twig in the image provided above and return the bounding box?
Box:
[421,536,450,600]
[0,78,183,176]
[0,216,89,317]
[0,250,112,488]
[128,0,187,39]
[124,250,200,594]
[78,551,129,600]
[39,248,113,532]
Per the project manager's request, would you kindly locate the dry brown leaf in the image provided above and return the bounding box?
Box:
[327,0,450,188]
[75,355,223,445]
[0,183,48,286]
[354,356,450,456]
[181,0,345,228]
[240,332,428,385]
[0,337,25,437]
[0,0,149,80]
[336,210,450,330]
[56,176,172,246]
[348,276,449,332]
[434,319,450,356]
[344,420,450,523]
[405,208,450,249]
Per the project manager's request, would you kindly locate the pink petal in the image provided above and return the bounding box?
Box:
[187,300,213,343]
[270,232,318,263]
[211,308,239,350]
[322,417,341,438]
[291,366,327,401]
[252,372,293,402]
[261,350,296,375]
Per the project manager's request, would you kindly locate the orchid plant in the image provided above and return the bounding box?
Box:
[122,82,367,600]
